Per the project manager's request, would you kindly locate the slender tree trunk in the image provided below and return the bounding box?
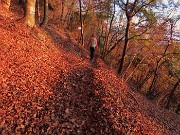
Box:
[60,1,64,25]
[102,0,116,59]
[19,0,26,16]
[79,0,84,47]
[147,22,174,98]
[118,16,132,74]
[147,63,158,98]
[165,78,180,109]
[24,0,36,27]
[36,0,40,23]
[40,0,48,27]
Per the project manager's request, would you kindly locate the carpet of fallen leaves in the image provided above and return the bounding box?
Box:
[0,7,179,135]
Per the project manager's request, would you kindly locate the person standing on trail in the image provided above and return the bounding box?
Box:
[88,33,98,61]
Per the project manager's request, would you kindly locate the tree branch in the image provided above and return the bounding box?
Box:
[132,0,156,17]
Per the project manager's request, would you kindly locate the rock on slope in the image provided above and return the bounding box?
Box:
[0,8,178,134]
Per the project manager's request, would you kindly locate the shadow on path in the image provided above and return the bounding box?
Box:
[52,67,122,134]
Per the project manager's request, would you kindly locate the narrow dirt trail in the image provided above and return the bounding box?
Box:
[50,66,121,134]
[44,26,121,134]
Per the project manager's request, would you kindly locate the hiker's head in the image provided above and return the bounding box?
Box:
[92,33,95,37]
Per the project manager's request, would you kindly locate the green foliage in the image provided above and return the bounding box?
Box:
[141,8,156,23]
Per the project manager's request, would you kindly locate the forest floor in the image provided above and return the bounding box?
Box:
[0,7,180,135]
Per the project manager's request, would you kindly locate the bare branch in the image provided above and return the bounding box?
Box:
[129,20,156,40]
[132,0,156,17]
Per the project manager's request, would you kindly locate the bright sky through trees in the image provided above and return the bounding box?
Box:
[162,0,180,31]
[118,0,180,36]
[162,0,179,5]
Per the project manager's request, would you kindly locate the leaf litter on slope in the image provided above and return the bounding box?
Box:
[0,8,178,135]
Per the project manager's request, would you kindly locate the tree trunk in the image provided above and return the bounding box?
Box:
[60,1,64,23]
[19,0,26,17]
[40,0,48,27]
[79,0,84,47]
[147,64,158,99]
[24,0,36,27]
[147,21,174,99]
[165,78,180,109]
[36,0,40,23]
[102,0,116,59]
[2,0,10,9]
[118,16,132,74]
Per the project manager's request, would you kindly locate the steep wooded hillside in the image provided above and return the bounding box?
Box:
[0,7,179,135]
